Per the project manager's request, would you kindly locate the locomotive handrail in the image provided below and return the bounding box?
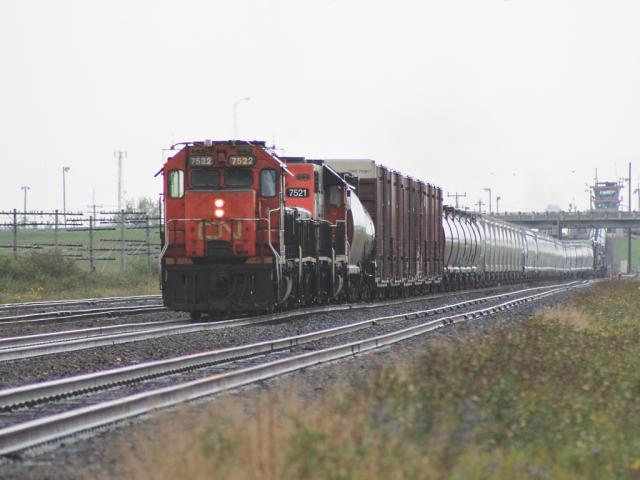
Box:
[262,214,280,264]
[266,207,286,303]
[158,241,169,284]
[266,208,284,264]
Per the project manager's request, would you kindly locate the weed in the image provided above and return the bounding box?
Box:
[0,251,158,302]
[105,281,640,479]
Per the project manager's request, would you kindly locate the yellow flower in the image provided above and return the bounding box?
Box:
[630,459,640,470]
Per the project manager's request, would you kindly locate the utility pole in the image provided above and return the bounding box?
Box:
[54,209,59,248]
[21,186,30,225]
[89,216,94,273]
[145,215,152,275]
[114,151,127,211]
[628,162,632,274]
[476,199,485,213]
[447,192,466,209]
[120,209,125,274]
[483,188,492,214]
[62,166,70,224]
[87,189,103,221]
[12,209,17,257]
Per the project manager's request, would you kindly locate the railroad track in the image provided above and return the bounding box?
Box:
[0,280,589,455]
[0,282,578,362]
[0,319,189,350]
[0,281,566,330]
[0,304,168,328]
[0,295,162,315]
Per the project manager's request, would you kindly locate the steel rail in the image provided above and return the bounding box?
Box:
[0,295,162,312]
[0,305,167,327]
[0,282,584,410]
[0,287,528,409]
[0,284,501,330]
[0,282,579,363]
[0,290,496,350]
[0,279,564,319]
[0,281,589,455]
[0,281,571,329]
[0,319,188,350]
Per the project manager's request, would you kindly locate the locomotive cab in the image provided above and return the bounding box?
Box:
[161,141,288,316]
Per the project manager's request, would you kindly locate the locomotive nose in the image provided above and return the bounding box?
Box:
[184,190,257,257]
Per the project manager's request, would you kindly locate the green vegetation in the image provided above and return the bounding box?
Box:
[0,226,160,274]
[115,281,640,479]
[0,251,158,302]
[611,236,640,272]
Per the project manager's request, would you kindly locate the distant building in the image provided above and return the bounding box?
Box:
[591,181,622,211]
[545,204,561,213]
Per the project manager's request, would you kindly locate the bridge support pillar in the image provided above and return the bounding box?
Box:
[555,220,562,239]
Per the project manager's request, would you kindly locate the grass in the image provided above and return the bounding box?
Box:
[0,225,160,274]
[108,280,640,479]
[611,235,640,273]
[0,251,159,302]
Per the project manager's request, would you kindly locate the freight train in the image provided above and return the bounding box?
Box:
[159,140,594,319]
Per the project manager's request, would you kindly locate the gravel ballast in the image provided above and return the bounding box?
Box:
[0,284,588,480]
[0,308,179,338]
[0,284,562,388]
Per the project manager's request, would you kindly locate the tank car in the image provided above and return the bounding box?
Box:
[441,207,594,286]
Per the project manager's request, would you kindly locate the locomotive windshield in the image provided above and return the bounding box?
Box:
[224,168,253,187]
[191,169,220,188]
[168,169,184,198]
[260,169,277,197]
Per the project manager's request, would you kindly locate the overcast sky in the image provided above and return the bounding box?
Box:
[1,0,639,214]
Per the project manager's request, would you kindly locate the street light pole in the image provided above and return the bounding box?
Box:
[233,96,251,139]
[628,162,632,274]
[496,196,501,215]
[483,188,492,214]
[62,166,70,223]
[21,186,30,225]
[114,151,127,212]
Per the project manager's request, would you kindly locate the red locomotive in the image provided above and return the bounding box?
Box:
[160,140,444,319]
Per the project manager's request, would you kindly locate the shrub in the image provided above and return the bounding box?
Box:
[110,281,640,480]
[0,251,158,302]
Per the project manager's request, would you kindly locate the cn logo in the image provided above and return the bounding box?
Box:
[207,222,243,240]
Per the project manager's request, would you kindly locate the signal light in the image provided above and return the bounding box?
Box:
[214,198,224,208]
[214,209,225,218]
